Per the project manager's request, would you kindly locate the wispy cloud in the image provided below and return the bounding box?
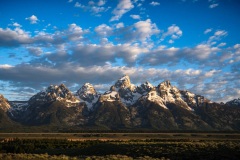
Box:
[98,0,106,6]
[110,0,134,21]
[209,3,219,8]
[130,14,141,20]
[208,30,228,44]
[204,28,212,34]
[208,0,219,8]
[149,1,160,6]
[27,47,43,56]
[74,1,110,16]
[74,2,85,8]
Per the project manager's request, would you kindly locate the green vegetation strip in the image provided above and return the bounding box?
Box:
[0,138,240,159]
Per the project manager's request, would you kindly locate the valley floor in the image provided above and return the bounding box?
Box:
[0,133,240,159]
[1,132,240,140]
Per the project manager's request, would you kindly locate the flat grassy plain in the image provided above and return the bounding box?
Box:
[1,133,240,159]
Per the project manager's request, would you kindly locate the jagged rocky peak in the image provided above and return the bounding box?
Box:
[112,75,141,105]
[157,80,181,96]
[76,83,99,107]
[157,80,174,98]
[159,80,172,88]
[136,81,154,94]
[143,81,154,88]
[0,94,5,101]
[101,75,136,105]
[180,90,196,104]
[29,84,77,104]
[180,90,207,107]
[0,94,11,111]
[114,75,134,90]
[155,80,194,111]
[77,83,97,96]
[226,98,240,107]
[142,81,154,89]
[45,84,74,100]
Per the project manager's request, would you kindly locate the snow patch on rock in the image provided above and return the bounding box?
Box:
[145,90,168,109]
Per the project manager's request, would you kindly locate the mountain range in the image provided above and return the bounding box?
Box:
[0,75,240,132]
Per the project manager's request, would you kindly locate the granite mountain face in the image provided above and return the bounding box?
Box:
[1,75,240,131]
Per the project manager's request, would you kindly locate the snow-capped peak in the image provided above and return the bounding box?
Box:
[76,83,99,109]
[156,81,195,111]
[157,80,175,102]
[144,81,154,88]
[77,83,97,96]
[102,78,154,106]
[114,75,132,90]
[136,81,154,95]
[180,90,207,108]
[29,84,78,106]
[45,84,74,100]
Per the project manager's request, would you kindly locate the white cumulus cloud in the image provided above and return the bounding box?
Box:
[162,24,182,42]
[95,24,112,36]
[115,22,124,28]
[67,23,85,40]
[134,19,160,42]
[13,22,21,27]
[0,27,31,46]
[25,15,39,24]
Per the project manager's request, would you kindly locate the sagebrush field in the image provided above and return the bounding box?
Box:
[1,133,240,159]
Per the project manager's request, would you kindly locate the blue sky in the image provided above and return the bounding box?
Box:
[0,0,239,102]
